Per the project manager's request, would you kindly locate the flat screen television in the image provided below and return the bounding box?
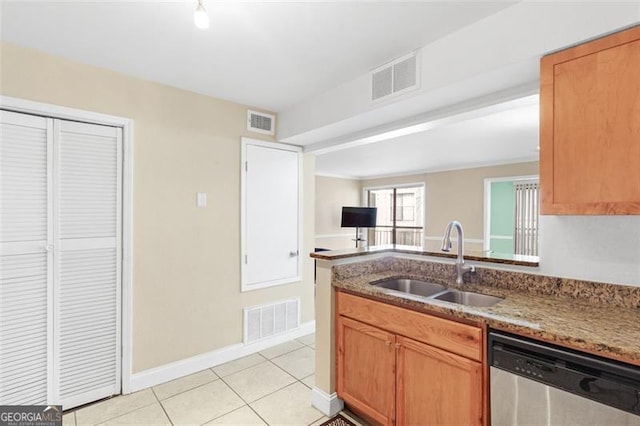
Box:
[341,207,377,228]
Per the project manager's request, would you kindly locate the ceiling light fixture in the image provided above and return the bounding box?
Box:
[194,0,210,30]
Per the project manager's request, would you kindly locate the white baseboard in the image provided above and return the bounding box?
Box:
[311,386,344,417]
[129,321,315,393]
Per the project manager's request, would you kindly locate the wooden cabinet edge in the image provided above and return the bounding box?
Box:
[337,288,483,328]
[541,201,640,215]
[543,25,640,64]
[539,53,555,216]
[482,323,490,426]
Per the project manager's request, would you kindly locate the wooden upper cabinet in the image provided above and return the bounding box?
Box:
[540,26,640,215]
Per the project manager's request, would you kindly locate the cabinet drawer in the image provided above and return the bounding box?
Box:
[337,291,482,361]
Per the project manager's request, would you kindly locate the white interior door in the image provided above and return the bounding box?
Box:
[0,110,52,405]
[0,110,122,409]
[55,120,121,409]
[243,141,300,289]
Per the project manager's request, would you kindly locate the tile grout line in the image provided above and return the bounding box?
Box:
[263,348,325,425]
[93,401,160,426]
[206,376,271,426]
[267,353,312,383]
[246,380,306,406]
[259,340,308,361]
[246,381,325,426]
[151,387,175,426]
[209,353,268,379]
[80,395,158,426]
[299,373,314,390]
[307,414,328,426]
[218,356,319,422]
[240,372,297,405]
[158,375,221,403]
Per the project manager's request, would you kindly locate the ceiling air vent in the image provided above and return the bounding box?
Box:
[371,51,420,102]
[247,110,275,135]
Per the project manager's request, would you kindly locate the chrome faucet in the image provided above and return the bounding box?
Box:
[441,220,475,285]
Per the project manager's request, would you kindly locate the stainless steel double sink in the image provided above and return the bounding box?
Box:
[372,278,503,308]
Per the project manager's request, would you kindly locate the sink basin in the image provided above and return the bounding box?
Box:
[372,279,502,308]
[433,289,503,307]
[373,279,446,298]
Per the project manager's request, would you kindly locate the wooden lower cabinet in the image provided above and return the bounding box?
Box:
[396,336,483,426]
[336,293,484,426]
[337,316,397,425]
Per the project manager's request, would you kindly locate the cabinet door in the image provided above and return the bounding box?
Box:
[396,336,483,426]
[540,26,640,215]
[337,316,396,425]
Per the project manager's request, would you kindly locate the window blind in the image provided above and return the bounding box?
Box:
[514,181,540,256]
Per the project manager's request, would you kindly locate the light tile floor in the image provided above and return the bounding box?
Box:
[62,334,360,426]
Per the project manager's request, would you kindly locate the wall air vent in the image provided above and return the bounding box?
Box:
[371,51,420,102]
[247,110,275,135]
[243,298,300,343]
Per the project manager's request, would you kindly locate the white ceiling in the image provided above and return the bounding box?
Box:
[0,1,514,112]
[315,96,540,179]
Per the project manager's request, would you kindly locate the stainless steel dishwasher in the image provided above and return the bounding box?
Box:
[489,330,640,425]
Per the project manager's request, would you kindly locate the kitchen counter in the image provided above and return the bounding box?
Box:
[311,244,539,267]
[331,256,640,366]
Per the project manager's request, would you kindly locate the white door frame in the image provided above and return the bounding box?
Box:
[0,96,135,394]
[483,174,539,253]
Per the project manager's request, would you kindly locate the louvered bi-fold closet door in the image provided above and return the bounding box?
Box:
[0,111,52,405]
[0,111,121,409]
[55,120,121,409]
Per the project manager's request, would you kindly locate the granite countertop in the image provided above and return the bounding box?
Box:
[334,269,640,365]
[312,244,540,267]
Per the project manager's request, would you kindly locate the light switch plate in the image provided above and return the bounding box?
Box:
[196,192,207,208]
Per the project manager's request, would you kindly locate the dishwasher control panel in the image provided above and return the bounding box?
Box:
[492,345,554,380]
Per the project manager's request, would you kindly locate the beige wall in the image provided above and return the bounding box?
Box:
[362,162,539,251]
[1,42,315,373]
[315,175,361,250]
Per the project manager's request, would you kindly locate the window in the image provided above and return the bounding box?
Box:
[485,177,539,257]
[366,185,423,246]
[396,192,415,221]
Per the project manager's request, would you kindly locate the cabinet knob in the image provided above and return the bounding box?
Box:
[395,343,401,349]
[289,251,299,258]
[386,341,392,346]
